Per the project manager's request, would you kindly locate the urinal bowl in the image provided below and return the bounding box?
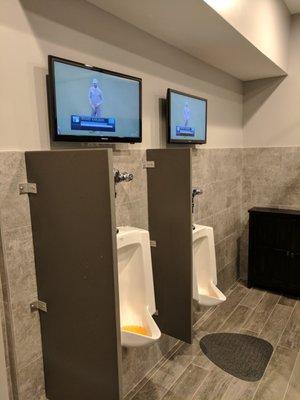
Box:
[193,225,226,306]
[117,227,161,347]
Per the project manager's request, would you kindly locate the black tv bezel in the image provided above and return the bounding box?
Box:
[167,88,207,145]
[47,55,142,143]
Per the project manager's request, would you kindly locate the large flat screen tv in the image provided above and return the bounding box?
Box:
[167,89,207,144]
[47,56,142,143]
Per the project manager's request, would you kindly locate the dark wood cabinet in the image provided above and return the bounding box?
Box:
[248,207,300,297]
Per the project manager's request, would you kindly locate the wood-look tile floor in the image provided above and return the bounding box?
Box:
[124,282,300,400]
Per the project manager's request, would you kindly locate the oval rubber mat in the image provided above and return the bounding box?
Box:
[200,333,273,381]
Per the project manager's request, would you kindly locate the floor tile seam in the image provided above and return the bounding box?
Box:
[260,304,295,347]
[256,295,281,337]
[191,360,212,373]
[276,301,297,349]
[241,288,267,310]
[282,350,299,400]
[250,341,295,400]
[123,340,181,399]
[162,362,193,397]
[193,308,216,331]
[216,302,245,333]
[191,364,235,400]
[190,367,213,400]
[182,362,211,399]
[240,291,270,332]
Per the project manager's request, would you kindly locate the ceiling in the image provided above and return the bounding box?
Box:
[87,0,286,81]
[284,0,300,14]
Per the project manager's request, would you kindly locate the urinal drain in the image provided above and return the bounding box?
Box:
[200,333,273,381]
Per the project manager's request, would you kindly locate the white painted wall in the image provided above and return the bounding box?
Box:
[204,0,291,72]
[0,0,243,151]
[243,14,300,147]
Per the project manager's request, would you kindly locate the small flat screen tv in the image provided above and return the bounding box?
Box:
[167,89,207,144]
[47,56,142,143]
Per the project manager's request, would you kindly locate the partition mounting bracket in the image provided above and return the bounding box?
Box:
[150,240,157,247]
[19,183,37,195]
[143,161,155,169]
[30,300,48,313]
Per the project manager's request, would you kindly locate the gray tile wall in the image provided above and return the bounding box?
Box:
[0,152,45,400]
[113,150,148,230]
[0,147,297,399]
[240,147,300,280]
[192,148,242,294]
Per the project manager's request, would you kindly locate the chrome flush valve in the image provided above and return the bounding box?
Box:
[192,188,203,199]
[192,187,203,212]
[114,170,134,184]
[114,170,134,200]
[192,187,203,230]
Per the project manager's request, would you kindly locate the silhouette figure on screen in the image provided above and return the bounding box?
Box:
[89,78,104,118]
[184,101,190,127]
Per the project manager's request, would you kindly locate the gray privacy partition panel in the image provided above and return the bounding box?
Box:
[146,148,193,343]
[25,149,122,400]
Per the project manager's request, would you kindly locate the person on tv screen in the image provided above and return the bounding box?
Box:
[89,78,103,118]
[184,101,190,127]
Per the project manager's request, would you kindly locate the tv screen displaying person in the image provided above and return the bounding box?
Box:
[183,101,190,127]
[52,58,140,139]
[89,78,104,118]
[169,90,207,143]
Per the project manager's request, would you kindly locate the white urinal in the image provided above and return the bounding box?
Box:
[193,225,226,306]
[117,227,161,347]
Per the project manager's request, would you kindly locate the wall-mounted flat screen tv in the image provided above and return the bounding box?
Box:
[47,56,142,143]
[167,89,207,144]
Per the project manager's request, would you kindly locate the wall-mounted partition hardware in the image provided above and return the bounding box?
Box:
[248,207,300,297]
[150,240,157,247]
[142,160,155,169]
[147,148,193,344]
[30,300,48,313]
[25,149,122,400]
[19,182,37,194]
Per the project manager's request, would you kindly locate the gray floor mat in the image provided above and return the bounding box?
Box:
[200,333,273,381]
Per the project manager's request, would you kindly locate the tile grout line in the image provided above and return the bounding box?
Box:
[249,294,292,400]
[276,301,297,349]
[188,362,213,400]
[124,340,183,400]
[259,304,294,348]
[217,283,255,332]
[282,343,299,400]
[239,290,267,332]
[217,301,243,333]
[161,361,193,398]
[240,287,266,310]
[256,294,281,336]
[191,367,213,400]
